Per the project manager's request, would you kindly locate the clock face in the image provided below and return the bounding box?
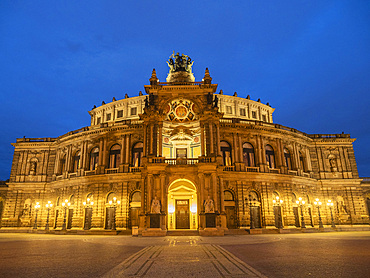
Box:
[166,99,196,122]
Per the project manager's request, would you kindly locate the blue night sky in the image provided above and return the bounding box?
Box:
[0,0,369,179]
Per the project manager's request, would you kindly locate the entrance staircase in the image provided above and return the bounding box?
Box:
[167,229,199,236]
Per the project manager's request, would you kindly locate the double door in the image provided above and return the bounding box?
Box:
[176,200,190,229]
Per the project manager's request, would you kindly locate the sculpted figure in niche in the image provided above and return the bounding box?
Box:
[29,161,37,175]
[329,158,338,172]
[150,196,161,214]
[204,196,215,213]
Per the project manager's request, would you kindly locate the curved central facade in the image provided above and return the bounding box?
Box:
[1,54,369,235]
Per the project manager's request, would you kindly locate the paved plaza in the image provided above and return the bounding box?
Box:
[0,232,369,277]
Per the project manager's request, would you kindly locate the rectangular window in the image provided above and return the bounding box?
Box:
[252,111,257,119]
[262,115,267,122]
[226,106,232,114]
[240,108,246,116]
[106,113,111,121]
[97,117,101,124]
[131,107,137,116]
[117,110,123,118]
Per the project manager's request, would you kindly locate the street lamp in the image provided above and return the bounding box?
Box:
[296,197,306,229]
[273,196,283,229]
[108,197,120,230]
[45,201,53,231]
[83,197,94,230]
[327,199,336,228]
[33,202,40,230]
[313,198,324,229]
[61,199,70,231]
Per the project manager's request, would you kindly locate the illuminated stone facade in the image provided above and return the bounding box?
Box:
[1,54,369,234]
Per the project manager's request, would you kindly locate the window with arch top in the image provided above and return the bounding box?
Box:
[284,148,292,170]
[265,145,276,168]
[73,151,81,173]
[132,142,143,167]
[243,142,255,167]
[108,144,121,168]
[220,141,232,166]
[89,147,99,171]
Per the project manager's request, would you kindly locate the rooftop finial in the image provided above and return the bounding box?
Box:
[203,68,212,84]
[150,68,158,85]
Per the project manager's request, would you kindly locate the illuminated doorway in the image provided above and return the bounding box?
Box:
[167,179,198,230]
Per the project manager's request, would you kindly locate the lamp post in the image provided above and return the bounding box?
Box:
[83,197,94,230]
[61,199,70,231]
[327,199,336,228]
[296,197,306,228]
[273,196,284,229]
[249,195,255,229]
[108,197,120,230]
[45,201,53,231]
[313,199,324,229]
[33,202,40,230]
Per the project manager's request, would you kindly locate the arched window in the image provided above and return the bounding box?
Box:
[291,193,297,204]
[284,148,292,170]
[73,151,81,173]
[265,145,276,168]
[249,191,259,203]
[106,192,115,203]
[224,190,234,201]
[220,141,232,166]
[132,142,143,167]
[70,195,75,206]
[131,191,141,203]
[299,151,306,172]
[59,154,66,174]
[243,142,255,167]
[108,144,121,169]
[89,147,99,170]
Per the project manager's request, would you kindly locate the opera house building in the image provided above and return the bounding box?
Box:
[1,53,369,236]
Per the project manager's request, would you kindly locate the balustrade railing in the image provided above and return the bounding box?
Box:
[223,166,235,171]
[85,170,96,176]
[105,168,118,174]
[246,166,259,172]
[165,158,199,165]
[130,167,142,173]
[269,168,280,174]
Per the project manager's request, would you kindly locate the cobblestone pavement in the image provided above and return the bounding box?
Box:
[103,239,266,278]
[0,232,369,278]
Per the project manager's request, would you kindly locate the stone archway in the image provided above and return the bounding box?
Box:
[167,179,198,230]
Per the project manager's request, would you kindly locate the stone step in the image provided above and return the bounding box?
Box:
[167,230,199,236]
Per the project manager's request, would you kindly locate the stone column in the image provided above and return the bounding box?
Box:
[198,173,204,212]
[158,124,163,157]
[120,136,125,165]
[219,177,225,213]
[233,133,238,163]
[147,174,153,213]
[160,174,166,213]
[125,134,130,164]
[212,173,218,211]
[209,123,214,155]
[216,124,221,156]
[143,124,147,156]
[149,124,154,155]
[201,124,205,156]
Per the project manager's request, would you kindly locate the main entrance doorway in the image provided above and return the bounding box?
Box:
[176,200,190,229]
[167,179,198,230]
